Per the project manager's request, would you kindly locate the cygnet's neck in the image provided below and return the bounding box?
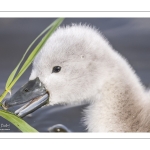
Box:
[84,50,150,132]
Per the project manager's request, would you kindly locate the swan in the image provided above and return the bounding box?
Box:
[2,24,150,132]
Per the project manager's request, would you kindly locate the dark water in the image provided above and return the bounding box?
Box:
[0,18,150,132]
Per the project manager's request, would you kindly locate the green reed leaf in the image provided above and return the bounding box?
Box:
[0,110,38,132]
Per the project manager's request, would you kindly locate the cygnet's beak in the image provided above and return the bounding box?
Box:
[2,77,49,118]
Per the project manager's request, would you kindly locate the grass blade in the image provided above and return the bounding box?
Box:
[5,65,20,92]
[0,110,38,132]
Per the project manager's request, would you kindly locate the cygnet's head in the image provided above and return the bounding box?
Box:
[2,25,117,117]
[29,25,112,105]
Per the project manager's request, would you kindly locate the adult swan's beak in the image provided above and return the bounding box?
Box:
[2,77,49,118]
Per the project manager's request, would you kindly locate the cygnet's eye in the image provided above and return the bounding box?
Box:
[24,88,29,92]
[52,66,61,73]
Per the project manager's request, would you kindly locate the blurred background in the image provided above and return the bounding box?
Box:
[0,18,150,132]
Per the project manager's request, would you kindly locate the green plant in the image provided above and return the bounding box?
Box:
[0,18,64,132]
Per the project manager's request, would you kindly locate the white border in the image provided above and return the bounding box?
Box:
[0,12,150,18]
[0,133,150,139]
[0,138,149,150]
[0,0,149,11]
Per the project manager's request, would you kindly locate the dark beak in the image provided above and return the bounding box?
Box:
[2,77,49,118]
